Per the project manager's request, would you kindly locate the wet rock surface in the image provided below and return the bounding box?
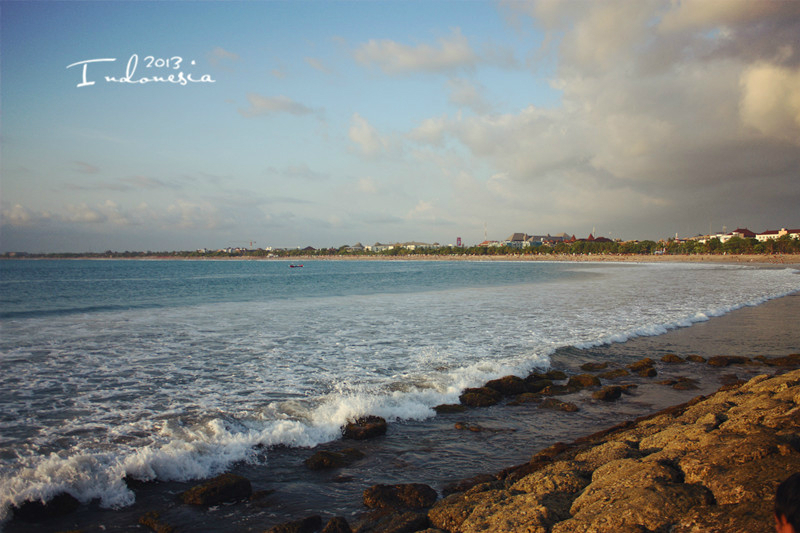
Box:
[179,473,253,506]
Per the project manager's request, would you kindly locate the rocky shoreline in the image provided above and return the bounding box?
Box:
[12,354,799,533]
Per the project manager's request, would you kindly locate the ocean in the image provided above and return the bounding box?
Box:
[1,259,799,530]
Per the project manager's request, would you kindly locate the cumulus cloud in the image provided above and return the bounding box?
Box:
[447,78,492,113]
[354,28,477,74]
[239,93,320,118]
[413,0,800,237]
[2,204,35,226]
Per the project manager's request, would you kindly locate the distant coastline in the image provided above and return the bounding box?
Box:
[3,252,799,267]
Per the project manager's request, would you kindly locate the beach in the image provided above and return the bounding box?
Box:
[5,272,798,533]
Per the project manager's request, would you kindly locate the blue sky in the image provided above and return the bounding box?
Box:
[2,1,799,252]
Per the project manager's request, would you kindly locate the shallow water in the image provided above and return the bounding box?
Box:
[1,259,798,531]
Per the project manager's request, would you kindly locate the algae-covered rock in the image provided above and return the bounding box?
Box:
[593,385,623,401]
[180,473,252,506]
[539,398,579,412]
[484,375,527,396]
[305,448,365,470]
[342,416,387,440]
[363,483,438,510]
[566,374,601,389]
[459,387,502,407]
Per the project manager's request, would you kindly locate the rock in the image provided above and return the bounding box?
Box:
[459,387,502,407]
[305,448,365,470]
[524,378,553,393]
[322,516,353,533]
[686,354,706,363]
[598,368,630,379]
[672,379,699,391]
[592,385,623,402]
[508,392,541,406]
[355,508,429,533]
[566,374,601,389]
[707,355,750,367]
[454,422,485,432]
[12,492,80,521]
[628,358,655,371]
[484,375,527,396]
[761,354,800,367]
[672,501,772,533]
[442,474,496,496]
[637,367,658,377]
[433,403,466,414]
[180,473,252,506]
[661,353,684,363]
[266,515,323,533]
[580,362,609,372]
[138,511,176,533]
[342,416,387,440]
[363,483,438,510]
[539,398,579,412]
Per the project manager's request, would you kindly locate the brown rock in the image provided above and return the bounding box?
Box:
[484,375,527,396]
[321,516,352,533]
[707,355,750,367]
[138,511,176,533]
[363,483,438,510]
[672,501,772,533]
[567,373,601,389]
[661,353,685,363]
[686,354,706,363]
[442,474,496,496]
[11,492,80,521]
[628,358,655,371]
[459,387,502,407]
[433,404,466,414]
[593,385,624,401]
[524,379,553,393]
[180,473,252,506]
[539,398,579,412]
[507,392,541,405]
[266,515,322,533]
[342,416,387,440]
[580,362,609,372]
[355,508,429,533]
[637,367,658,377]
[598,368,630,379]
[305,448,365,470]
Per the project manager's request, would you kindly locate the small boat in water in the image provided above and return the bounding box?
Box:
[289,264,303,268]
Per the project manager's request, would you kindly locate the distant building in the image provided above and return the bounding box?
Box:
[756,228,800,242]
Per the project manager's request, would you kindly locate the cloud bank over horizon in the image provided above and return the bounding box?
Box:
[2,0,798,252]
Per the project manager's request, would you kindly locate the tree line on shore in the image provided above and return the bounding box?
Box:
[4,235,799,259]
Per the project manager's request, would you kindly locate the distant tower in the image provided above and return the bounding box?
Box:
[457,237,462,247]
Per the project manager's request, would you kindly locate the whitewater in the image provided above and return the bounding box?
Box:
[1,259,798,522]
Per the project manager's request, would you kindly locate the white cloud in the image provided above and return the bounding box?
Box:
[740,63,800,144]
[354,28,477,74]
[239,93,320,118]
[305,57,332,74]
[208,47,241,68]
[1,204,34,226]
[349,113,390,156]
[447,78,492,114]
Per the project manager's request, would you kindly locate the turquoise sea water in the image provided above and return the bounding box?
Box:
[1,259,798,524]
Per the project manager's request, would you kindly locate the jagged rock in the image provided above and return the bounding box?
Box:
[305,448,365,470]
[672,501,772,533]
[527,370,567,382]
[180,473,252,506]
[266,515,323,533]
[484,375,527,396]
[580,362,609,372]
[662,353,685,363]
[566,374,601,389]
[363,483,438,510]
[138,510,176,533]
[539,398,579,412]
[598,368,630,379]
[686,354,706,363]
[342,416,387,440]
[707,355,750,367]
[12,492,80,521]
[508,392,541,406]
[593,385,624,401]
[459,387,502,407]
[322,516,353,533]
[433,403,466,414]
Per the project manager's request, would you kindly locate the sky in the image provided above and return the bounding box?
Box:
[1,0,799,252]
